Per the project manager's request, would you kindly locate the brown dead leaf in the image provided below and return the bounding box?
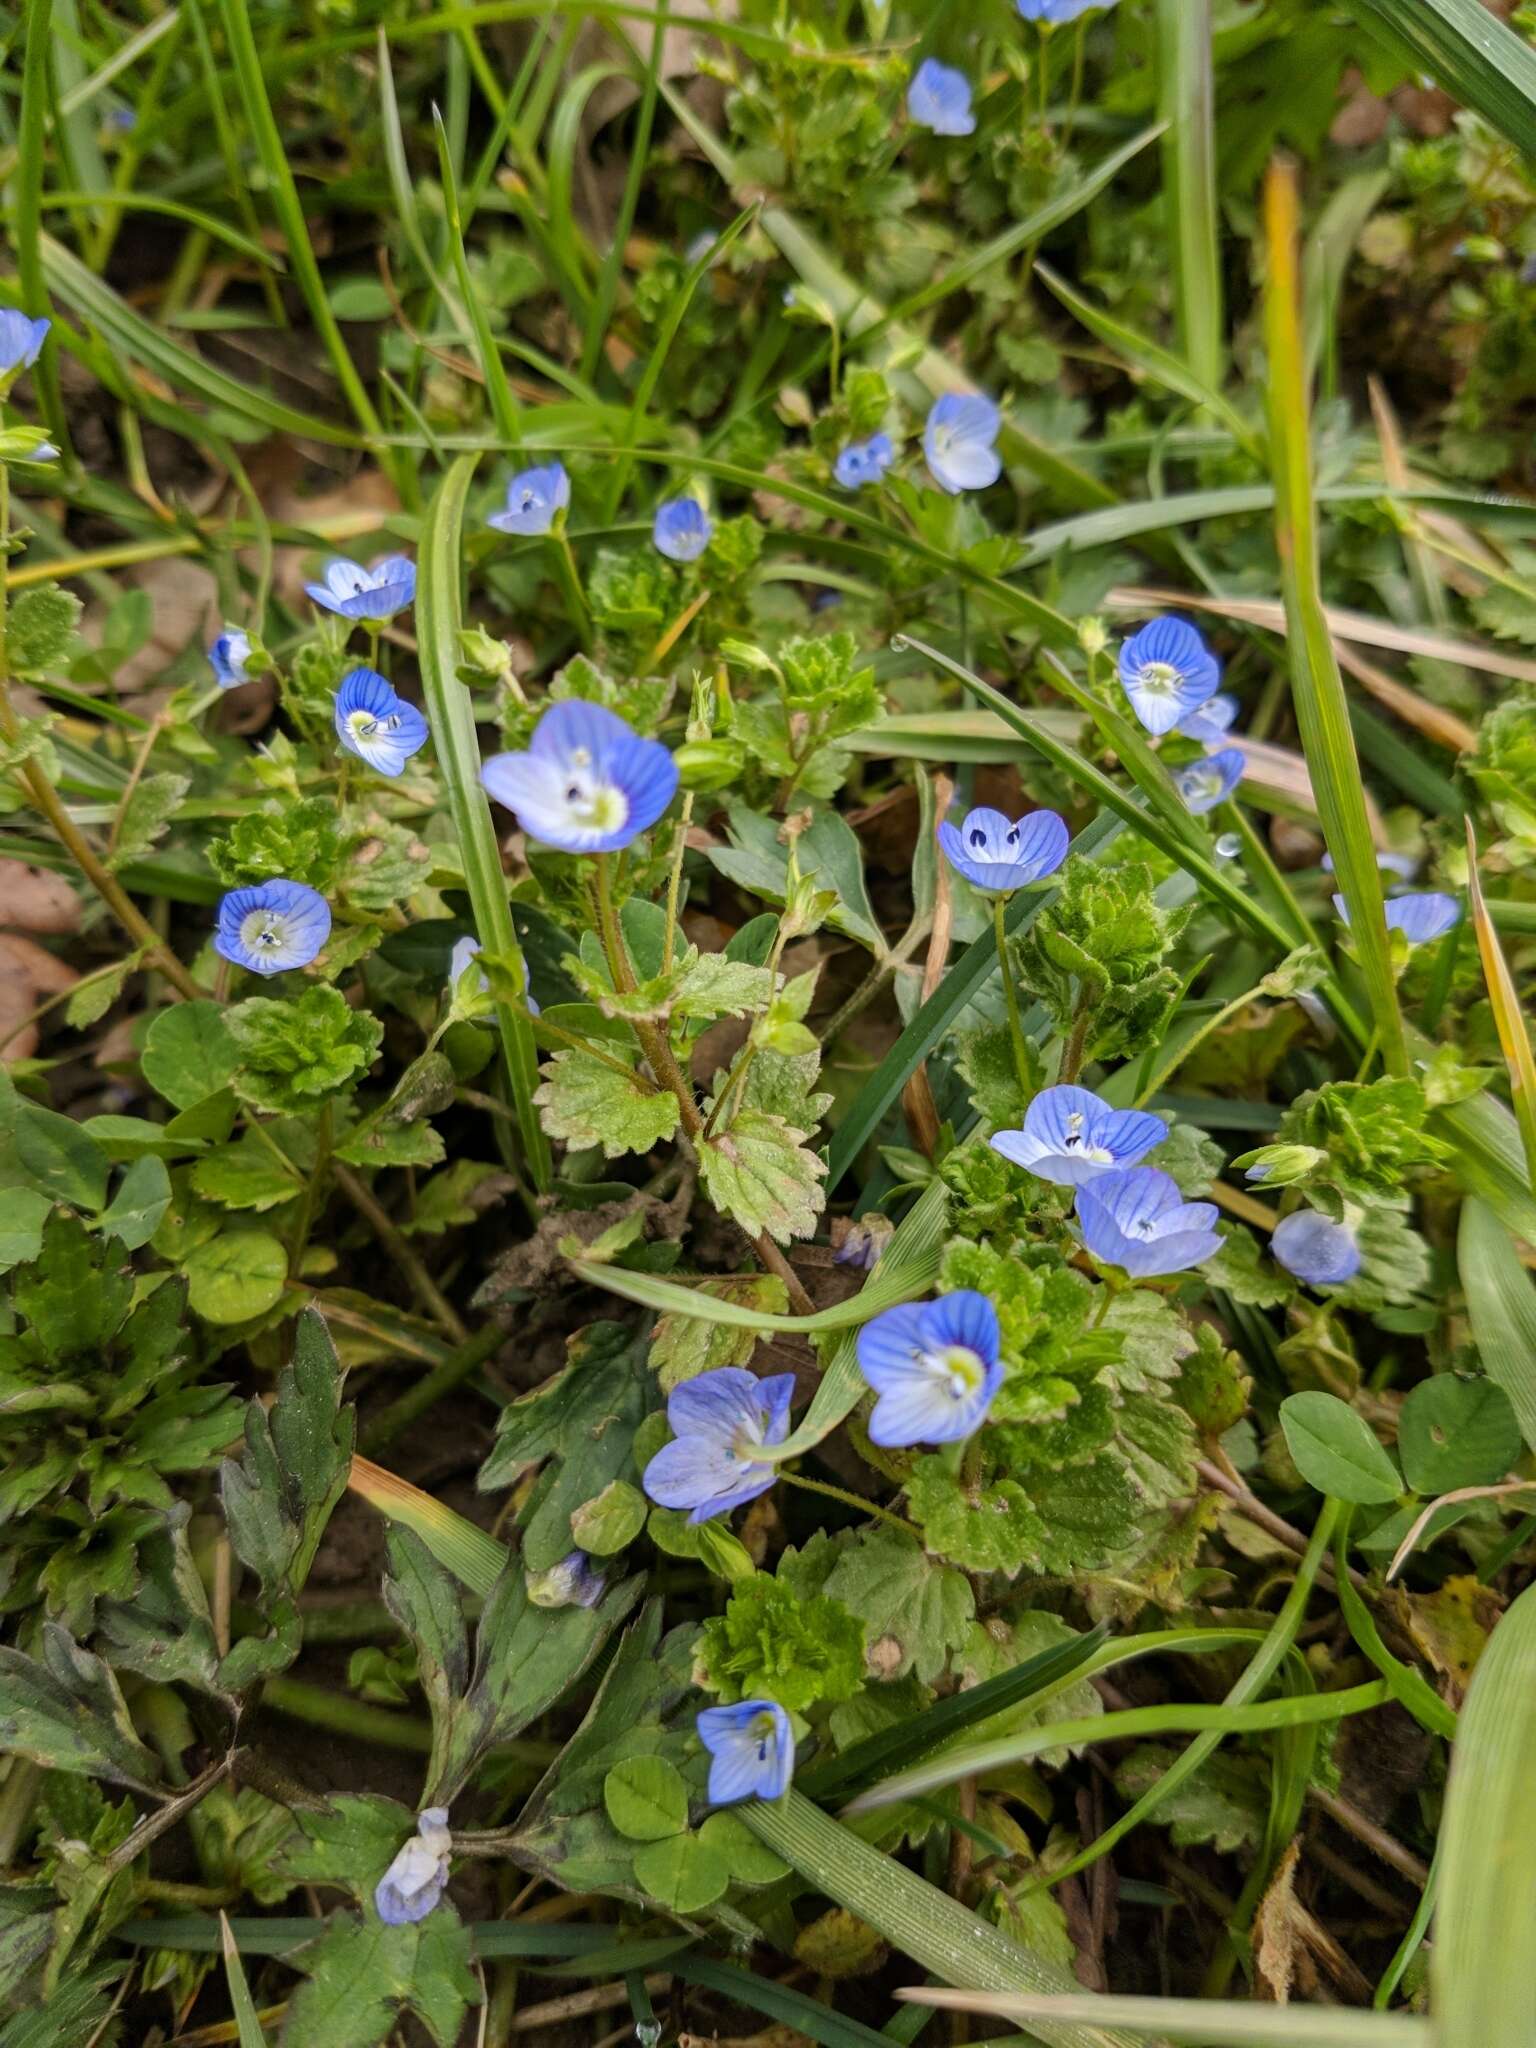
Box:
[0,861,81,936]
[0,933,79,1061]
[1253,1839,1302,2003]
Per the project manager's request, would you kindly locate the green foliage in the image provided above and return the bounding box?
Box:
[5,586,82,675]
[533,1047,681,1158]
[1015,858,1188,1063]
[695,1105,827,1244]
[207,798,342,890]
[227,987,384,1113]
[1275,1077,1451,1202]
[697,1572,866,1711]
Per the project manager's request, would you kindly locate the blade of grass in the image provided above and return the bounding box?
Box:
[897,1989,1427,2048]
[433,104,521,443]
[1458,1196,1536,1453]
[580,2,666,386]
[1464,819,1536,1194]
[1337,0,1536,157]
[1333,1513,1458,1739]
[219,1914,270,2048]
[347,1454,508,1598]
[15,0,69,461]
[416,455,550,1191]
[566,1239,938,1333]
[1263,157,1406,1078]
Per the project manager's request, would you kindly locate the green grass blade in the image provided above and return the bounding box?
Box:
[1334,1519,1458,1739]
[1155,0,1222,390]
[417,456,551,1190]
[15,0,70,460]
[579,6,666,386]
[675,1957,893,2048]
[219,1914,270,2048]
[1337,0,1536,156]
[1458,1196,1536,1453]
[567,1238,939,1334]
[1466,821,1536,1194]
[433,105,521,444]
[349,1454,509,1597]
[900,1990,1427,2048]
[1432,1578,1536,2044]
[741,1792,1136,2044]
[1262,159,1406,1078]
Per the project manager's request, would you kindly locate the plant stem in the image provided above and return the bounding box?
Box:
[332,1161,467,1342]
[1057,997,1094,1088]
[662,791,695,969]
[993,893,1034,1098]
[361,1319,509,1455]
[779,1468,923,1540]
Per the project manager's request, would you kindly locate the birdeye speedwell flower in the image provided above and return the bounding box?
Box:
[855,1292,1003,1446]
[991,1086,1167,1187]
[333,667,430,778]
[1334,892,1460,944]
[1075,1166,1221,1277]
[210,628,254,688]
[214,880,331,976]
[697,1700,794,1806]
[938,806,1068,893]
[907,58,976,136]
[480,701,679,855]
[375,1808,452,1926]
[642,1367,795,1522]
[1272,1210,1361,1287]
[489,462,571,537]
[1175,747,1245,815]
[834,434,895,490]
[924,393,1002,495]
[0,312,49,379]
[653,497,713,562]
[305,555,416,620]
[1119,618,1221,736]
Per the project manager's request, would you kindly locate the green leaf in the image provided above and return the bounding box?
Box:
[907,1457,1045,1576]
[227,988,384,1114]
[631,1831,730,1914]
[192,1141,302,1213]
[99,1155,172,1249]
[13,1104,109,1211]
[0,1624,160,1789]
[281,1910,480,2048]
[706,803,882,951]
[603,1756,689,1842]
[696,1107,827,1245]
[12,1210,131,1358]
[570,1479,648,1557]
[821,1525,973,1685]
[96,1505,224,1696]
[1279,1392,1402,1505]
[109,771,190,869]
[698,1573,865,1712]
[648,1274,789,1389]
[183,1231,289,1325]
[1397,1376,1521,1495]
[533,1047,680,1159]
[1112,1744,1267,1855]
[0,1187,51,1273]
[220,1913,270,2048]
[142,1001,239,1111]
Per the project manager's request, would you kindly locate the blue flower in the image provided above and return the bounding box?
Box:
[305,555,416,620]
[924,393,1002,495]
[1322,850,1419,882]
[833,434,895,490]
[1017,0,1115,19]
[214,879,331,976]
[653,497,713,562]
[24,441,58,463]
[209,628,253,688]
[1177,692,1239,746]
[642,1367,796,1523]
[1333,891,1461,944]
[1174,746,1245,815]
[907,58,976,136]
[0,312,50,376]
[1118,618,1221,736]
[937,805,1068,893]
[697,1700,795,1806]
[489,462,571,538]
[990,1085,1168,1188]
[1075,1166,1221,1277]
[1271,1210,1361,1288]
[481,701,679,855]
[855,1292,1004,1447]
[375,1808,452,1926]
[527,1551,607,1608]
[334,667,430,778]
[449,934,538,1015]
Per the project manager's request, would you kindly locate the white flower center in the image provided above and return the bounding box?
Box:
[561,768,628,835]
[749,1709,778,1760]
[923,1343,985,1401]
[349,708,397,743]
[239,909,291,954]
[1137,660,1182,697]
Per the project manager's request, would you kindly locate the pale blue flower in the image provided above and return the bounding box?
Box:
[209,628,253,688]
[305,555,416,620]
[334,667,430,777]
[527,1551,606,1608]
[214,879,331,976]
[1118,618,1221,736]
[642,1367,796,1523]
[991,1085,1167,1188]
[1322,850,1419,882]
[1333,891,1460,944]
[937,805,1068,893]
[1017,0,1116,20]
[907,58,976,136]
[834,434,895,490]
[489,462,570,537]
[1177,692,1239,746]
[855,1291,1003,1447]
[0,312,50,375]
[449,934,537,1014]
[924,393,1002,495]
[1175,746,1245,815]
[1075,1166,1221,1277]
[24,440,58,463]
[697,1700,794,1806]
[1272,1210,1361,1287]
[653,497,712,562]
[481,701,679,855]
[375,1808,451,1926]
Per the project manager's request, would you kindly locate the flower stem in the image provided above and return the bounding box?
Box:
[779,1469,922,1540]
[332,1161,467,1342]
[994,894,1033,1098]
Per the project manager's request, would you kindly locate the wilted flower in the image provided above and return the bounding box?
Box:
[697,1700,795,1806]
[375,1808,452,1926]
[1175,746,1245,815]
[1118,618,1221,737]
[333,667,430,778]
[305,555,416,620]
[481,701,679,856]
[642,1367,795,1522]
[653,497,712,562]
[855,1292,1003,1446]
[1271,1210,1361,1287]
[991,1085,1167,1187]
[1177,692,1239,746]
[209,628,254,688]
[1075,1166,1221,1277]
[937,805,1068,893]
[906,58,976,136]
[214,880,330,976]
[527,1551,607,1608]
[0,311,50,377]
[1334,891,1460,944]
[488,462,570,537]
[833,1213,895,1271]
[833,434,895,490]
[924,393,1002,495]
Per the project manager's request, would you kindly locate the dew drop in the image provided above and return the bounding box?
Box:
[1215,831,1241,859]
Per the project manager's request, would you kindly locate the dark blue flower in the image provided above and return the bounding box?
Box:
[833,434,895,490]
[907,58,976,136]
[489,462,570,537]
[1175,746,1245,815]
[924,393,1002,495]
[1333,891,1460,944]
[334,667,430,777]
[375,1808,451,1926]
[209,628,253,688]
[1075,1166,1221,1277]
[697,1700,795,1806]
[991,1085,1167,1187]
[642,1367,796,1522]
[1271,1210,1361,1287]
[481,701,679,855]
[0,312,50,376]
[653,497,712,562]
[1118,618,1221,736]
[214,880,331,976]
[305,555,416,620]
[937,805,1068,893]
[855,1291,1003,1446]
